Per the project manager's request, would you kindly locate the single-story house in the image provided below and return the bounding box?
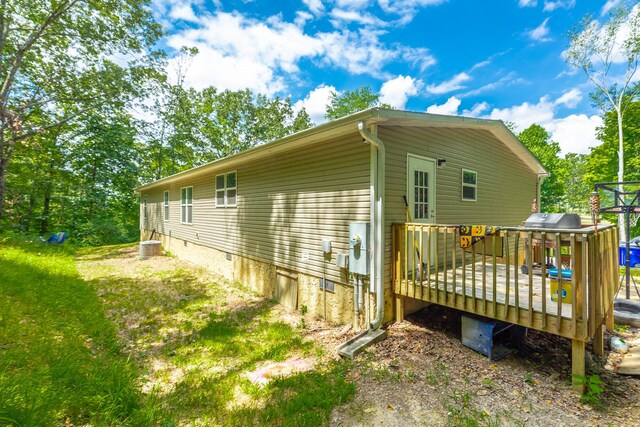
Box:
[136,108,548,328]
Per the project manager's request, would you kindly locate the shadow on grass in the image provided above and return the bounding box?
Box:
[0,244,143,426]
[67,243,356,425]
[153,301,354,426]
[75,243,139,261]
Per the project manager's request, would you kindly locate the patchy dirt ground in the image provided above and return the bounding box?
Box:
[329,305,640,426]
[76,246,640,426]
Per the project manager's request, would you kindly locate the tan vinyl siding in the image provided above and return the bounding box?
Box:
[382,125,539,284]
[141,133,370,285]
[141,123,540,291]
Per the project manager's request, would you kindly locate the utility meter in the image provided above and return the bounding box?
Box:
[348,222,370,275]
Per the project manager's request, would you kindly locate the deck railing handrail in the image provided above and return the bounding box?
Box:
[392,222,618,342]
[398,222,615,235]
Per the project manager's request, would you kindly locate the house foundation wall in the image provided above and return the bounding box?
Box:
[141,230,396,326]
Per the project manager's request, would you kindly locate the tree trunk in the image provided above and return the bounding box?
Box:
[40,160,54,235]
[41,190,50,235]
[25,187,36,232]
[0,153,7,217]
[618,110,626,243]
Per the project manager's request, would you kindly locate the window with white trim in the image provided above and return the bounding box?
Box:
[181,187,193,224]
[143,195,148,219]
[163,191,169,221]
[216,171,237,207]
[462,169,477,201]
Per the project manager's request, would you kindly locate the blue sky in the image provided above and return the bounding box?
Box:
[151,0,633,155]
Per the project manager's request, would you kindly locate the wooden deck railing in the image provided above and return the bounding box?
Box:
[392,223,618,342]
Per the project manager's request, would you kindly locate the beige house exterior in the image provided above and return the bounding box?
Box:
[137,108,547,327]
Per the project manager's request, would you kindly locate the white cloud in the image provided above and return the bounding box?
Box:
[303,0,325,15]
[294,11,314,27]
[488,96,556,129]
[318,30,425,78]
[329,9,388,27]
[426,72,471,95]
[462,102,489,117]
[378,0,448,25]
[555,68,579,79]
[554,88,582,108]
[293,84,336,124]
[169,3,199,22]
[484,93,600,154]
[336,0,370,9]
[518,0,537,7]
[400,46,437,72]
[601,0,621,16]
[166,45,286,94]
[543,0,575,12]
[528,18,552,42]
[165,12,324,94]
[165,10,434,95]
[546,114,603,154]
[379,75,422,109]
[426,96,461,115]
[460,72,525,97]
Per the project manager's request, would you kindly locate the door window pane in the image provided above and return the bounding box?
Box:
[413,170,429,220]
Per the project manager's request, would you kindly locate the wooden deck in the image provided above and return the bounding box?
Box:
[392,223,619,393]
[405,263,574,319]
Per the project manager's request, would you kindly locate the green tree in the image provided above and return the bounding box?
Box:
[325,86,392,120]
[0,0,164,216]
[196,88,313,161]
[518,124,566,212]
[560,153,591,214]
[586,99,640,237]
[565,3,640,239]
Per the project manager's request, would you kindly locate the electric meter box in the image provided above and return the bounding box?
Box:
[349,222,370,275]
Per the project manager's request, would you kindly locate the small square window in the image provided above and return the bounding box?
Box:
[215,171,237,208]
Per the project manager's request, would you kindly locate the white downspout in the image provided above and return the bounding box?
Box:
[537,175,545,213]
[358,121,385,330]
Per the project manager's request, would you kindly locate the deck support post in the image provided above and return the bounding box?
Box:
[572,339,586,394]
[605,301,615,332]
[593,324,604,356]
[395,295,405,322]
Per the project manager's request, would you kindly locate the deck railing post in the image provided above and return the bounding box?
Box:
[575,235,587,339]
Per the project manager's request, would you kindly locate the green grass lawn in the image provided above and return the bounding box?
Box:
[0,238,142,425]
[0,237,354,426]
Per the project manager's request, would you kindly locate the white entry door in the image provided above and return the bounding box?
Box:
[407,154,436,224]
[407,154,436,266]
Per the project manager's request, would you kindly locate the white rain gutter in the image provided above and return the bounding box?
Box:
[358,121,385,330]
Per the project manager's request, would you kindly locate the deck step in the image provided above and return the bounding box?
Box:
[336,328,387,359]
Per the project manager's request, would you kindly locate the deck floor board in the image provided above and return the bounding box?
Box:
[403,263,574,319]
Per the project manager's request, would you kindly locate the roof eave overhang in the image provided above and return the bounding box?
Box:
[136,108,548,192]
[135,109,378,192]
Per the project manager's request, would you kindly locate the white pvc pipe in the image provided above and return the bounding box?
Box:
[358,121,385,330]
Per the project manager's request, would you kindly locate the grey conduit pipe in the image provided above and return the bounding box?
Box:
[358,121,385,330]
